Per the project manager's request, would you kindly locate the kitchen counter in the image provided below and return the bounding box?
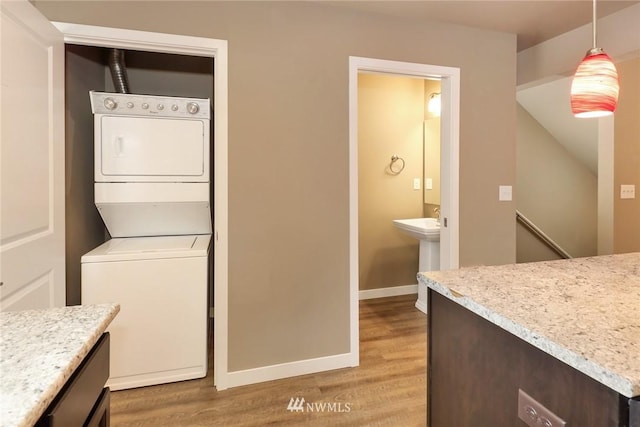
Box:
[0,303,119,427]
[419,253,640,398]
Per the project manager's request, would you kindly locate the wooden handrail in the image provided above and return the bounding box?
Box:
[516,210,572,259]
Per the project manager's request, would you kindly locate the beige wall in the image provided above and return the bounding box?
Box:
[35,1,517,372]
[358,74,424,291]
[614,57,640,253]
[516,104,597,260]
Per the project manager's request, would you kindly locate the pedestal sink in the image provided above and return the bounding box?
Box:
[393,217,440,313]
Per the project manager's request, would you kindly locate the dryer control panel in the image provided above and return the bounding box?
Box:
[90,91,210,119]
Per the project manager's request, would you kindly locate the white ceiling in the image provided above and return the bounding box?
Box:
[320,0,639,51]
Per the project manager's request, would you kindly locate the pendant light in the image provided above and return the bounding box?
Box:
[570,0,619,118]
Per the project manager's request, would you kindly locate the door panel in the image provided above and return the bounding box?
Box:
[0,0,65,310]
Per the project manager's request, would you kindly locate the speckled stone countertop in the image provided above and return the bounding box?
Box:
[418,253,640,398]
[0,303,119,427]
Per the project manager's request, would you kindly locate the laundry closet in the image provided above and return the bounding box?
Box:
[64,44,214,390]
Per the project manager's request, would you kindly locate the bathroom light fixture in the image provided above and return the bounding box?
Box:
[570,0,619,118]
[428,93,441,116]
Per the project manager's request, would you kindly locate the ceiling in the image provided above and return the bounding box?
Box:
[321,0,639,51]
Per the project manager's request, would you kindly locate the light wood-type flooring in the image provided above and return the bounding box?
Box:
[110,294,427,426]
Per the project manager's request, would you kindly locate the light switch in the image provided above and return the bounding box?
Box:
[413,178,421,190]
[621,184,636,199]
[426,178,433,190]
[499,185,512,201]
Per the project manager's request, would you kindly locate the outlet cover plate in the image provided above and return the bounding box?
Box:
[499,185,512,201]
[518,389,566,427]
[621,184,636,199]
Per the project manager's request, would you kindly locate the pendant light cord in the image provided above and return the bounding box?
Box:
[592,0,597,49]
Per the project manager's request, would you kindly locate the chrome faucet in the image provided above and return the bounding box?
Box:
[433,207,441,223]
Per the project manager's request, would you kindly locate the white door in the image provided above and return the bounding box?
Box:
[0,0,65,311]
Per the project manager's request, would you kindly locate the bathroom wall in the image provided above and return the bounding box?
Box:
[516,104,597,260]
[35,0,517,374]
[614,57,640,253]
[358,74,424,291]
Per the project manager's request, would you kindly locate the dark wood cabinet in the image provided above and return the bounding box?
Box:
[427,290,640,427]
[36,333,110,427]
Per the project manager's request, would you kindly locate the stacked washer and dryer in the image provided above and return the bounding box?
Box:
[81,91,211,391]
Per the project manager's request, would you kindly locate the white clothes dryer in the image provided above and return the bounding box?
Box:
[89,91,211,238]
[81,234,210,391]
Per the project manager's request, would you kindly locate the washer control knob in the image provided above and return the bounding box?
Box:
[126,102,134,109]
[141,102,149,110]
[104,97,117,110]
[171,104,179,111]
[157,103,165,111]
[187,102,200,114]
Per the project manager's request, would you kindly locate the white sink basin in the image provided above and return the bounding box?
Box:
[392,217,440,241]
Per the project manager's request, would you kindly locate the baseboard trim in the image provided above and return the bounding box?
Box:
[358,284,418,300]
[415,299,428,314]
[225,352,356,389]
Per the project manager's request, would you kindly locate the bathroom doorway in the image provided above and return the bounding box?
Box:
[356,74,440,299]
[348,56,460,364]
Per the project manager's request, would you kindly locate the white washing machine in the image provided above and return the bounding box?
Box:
[82,235,210,390]
[82,91,212,390]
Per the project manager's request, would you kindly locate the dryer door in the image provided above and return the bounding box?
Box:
[96,115,209,182]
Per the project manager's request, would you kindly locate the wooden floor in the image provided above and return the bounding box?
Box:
[110,294,427,426]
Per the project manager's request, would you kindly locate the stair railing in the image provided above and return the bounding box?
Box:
[516,210,572,259]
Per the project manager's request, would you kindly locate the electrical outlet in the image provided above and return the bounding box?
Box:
[621,184,636,199]
[518,389,566,427]
[413,178,421,190]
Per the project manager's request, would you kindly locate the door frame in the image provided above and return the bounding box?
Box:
[348,56,460,361]
[52,22,231,390]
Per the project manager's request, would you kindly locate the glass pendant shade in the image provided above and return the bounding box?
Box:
[570,48,620,118]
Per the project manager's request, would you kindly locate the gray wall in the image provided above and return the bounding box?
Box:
[65,45,107,305]
[36,1,517,372]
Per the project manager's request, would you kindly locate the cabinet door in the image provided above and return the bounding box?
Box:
[0,0,65,310]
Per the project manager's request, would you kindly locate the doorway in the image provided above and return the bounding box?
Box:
[53,22,230,390]
[348,57,460,363]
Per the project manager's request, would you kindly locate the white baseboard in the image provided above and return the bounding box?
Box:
[415,299,427,314]
[358,284,418,300]
[225,352,356,389]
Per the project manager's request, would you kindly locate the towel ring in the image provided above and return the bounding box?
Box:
[390,155,405,174]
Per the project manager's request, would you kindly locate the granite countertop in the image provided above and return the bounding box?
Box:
[418,253,640,398]
[0,303,119,427]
